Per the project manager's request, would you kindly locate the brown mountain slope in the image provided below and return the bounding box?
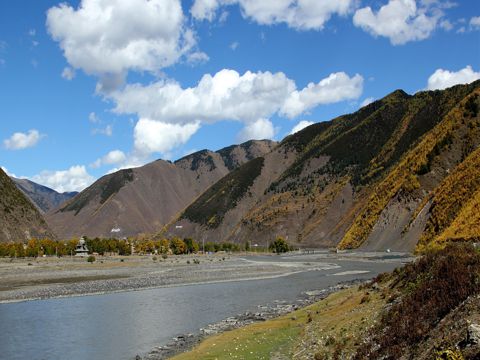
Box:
[0,168,55,243]
[46,140,276,239]
[12,177,77,213]
[168,81,479,251]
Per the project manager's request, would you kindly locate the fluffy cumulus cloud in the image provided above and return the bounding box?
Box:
[289,120,314,135]
[109,69,363,153]
[237,118,276,142]
[427,65,480,90]
[280,72,364,118]
[31,165,95,193]
[4,129,43,150]
[353,0,443,45]
[134,119,201,156]
[47,0,196,87]
[91,150,126,168]
[191,0,355,30]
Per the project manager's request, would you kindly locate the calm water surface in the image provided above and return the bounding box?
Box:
[0,256,405,360]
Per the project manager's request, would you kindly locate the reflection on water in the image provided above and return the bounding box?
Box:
[0,258,401,360]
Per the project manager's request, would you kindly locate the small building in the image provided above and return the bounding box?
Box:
[75,237,89,257]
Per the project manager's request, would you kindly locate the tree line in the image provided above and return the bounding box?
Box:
[0,236,293,258]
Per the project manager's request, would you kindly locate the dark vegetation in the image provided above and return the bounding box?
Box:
[60,169,134,215]
[0,168,53,242]
[177,150,216,171]
[355,243,480,359]
[181,157,265,227]
[217,140,274,170]
[269,237,291,253]
[271,82,479,195]
[1,169,40,217]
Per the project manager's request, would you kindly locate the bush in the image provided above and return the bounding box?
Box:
[162,254,168,260]
[355,242,480,359]
[269,237,290,253]
[87,255,96,263]
[152,256,158,261]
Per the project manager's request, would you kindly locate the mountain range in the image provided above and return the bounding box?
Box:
[167,81,480,252]
[45,140,276,239]
[12,177,77,213]
[1,81,479,252]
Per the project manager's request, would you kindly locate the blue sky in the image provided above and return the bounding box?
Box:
[0,0,479,192]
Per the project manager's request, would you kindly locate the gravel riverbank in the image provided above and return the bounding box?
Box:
[0,253,345,303]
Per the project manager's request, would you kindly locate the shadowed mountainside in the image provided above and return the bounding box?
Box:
[12,177,77,213]
[0,168,56,242]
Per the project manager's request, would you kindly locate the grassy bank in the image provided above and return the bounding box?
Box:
[172,285,387,360]
[172,243,480,360]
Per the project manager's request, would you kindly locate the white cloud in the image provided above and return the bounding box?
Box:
[92,124,113,137]
[109,69,362,156]
[61,67,76,80]
[439,19,453,31]
[289,120,314,135]
[280,72,363,118]
[112,69,362,124]
[191,0,355,30]
[353,0,441,45]
[237,118,275,142]
[31,165,95,193]
[230,41,239,50]
[89,112,100,123]
[427,65,480,90]
[470,16,480,30]
[134,119,201,156]
[4,130,43,150]
[219,10,229,23]
[187,51,210,65]
[91,150,126,168]
[47,0,197,86]
[111,69,296,124]
[360,97,375,107]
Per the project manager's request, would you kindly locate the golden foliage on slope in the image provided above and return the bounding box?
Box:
[338,89,480,249]
[437,189,480,243]
[416,147,480,250]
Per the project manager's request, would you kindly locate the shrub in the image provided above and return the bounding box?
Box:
[355,242,480,359]
[152,256,157,261]
[87,255,96,263]
[269,237,290,253]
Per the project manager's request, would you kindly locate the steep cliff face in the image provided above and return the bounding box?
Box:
[0,168,56,243]
[168,81,480,252]
[46,140,276,239]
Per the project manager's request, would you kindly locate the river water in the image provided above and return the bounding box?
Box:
[0,255,406,360]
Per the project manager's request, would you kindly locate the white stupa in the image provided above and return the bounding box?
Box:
[75,237,89,257]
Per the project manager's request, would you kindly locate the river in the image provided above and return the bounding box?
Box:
[0,254,407,360]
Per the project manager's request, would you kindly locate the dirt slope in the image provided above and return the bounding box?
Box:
[46,140,276,239]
